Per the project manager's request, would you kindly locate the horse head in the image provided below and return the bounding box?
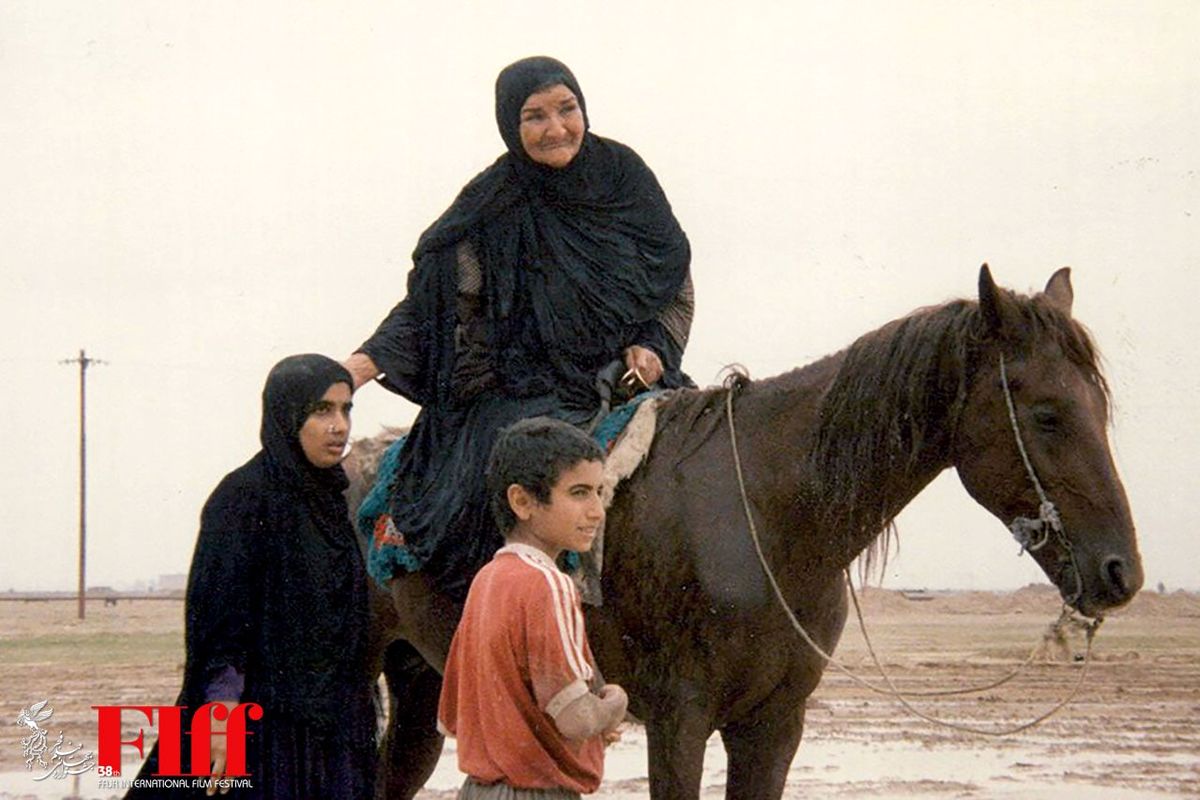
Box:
[953,265,1142,617]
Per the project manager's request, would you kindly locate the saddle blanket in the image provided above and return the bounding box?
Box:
[356,392,665,598]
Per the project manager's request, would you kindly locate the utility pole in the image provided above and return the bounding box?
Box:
[60,349,105,620]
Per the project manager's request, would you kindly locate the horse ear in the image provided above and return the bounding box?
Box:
[1043,267,1074,316]
[978,263,1005,334]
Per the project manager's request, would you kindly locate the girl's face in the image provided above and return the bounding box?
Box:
[518,84,585,168]
[298,382,352,468]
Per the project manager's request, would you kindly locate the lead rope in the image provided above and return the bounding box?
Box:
[724,384,1101,735]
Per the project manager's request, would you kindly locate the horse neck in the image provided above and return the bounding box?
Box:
[737,305,974,572]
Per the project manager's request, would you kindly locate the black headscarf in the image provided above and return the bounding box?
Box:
[493,56,590,165]
[402,55,692,405]
[260,353,353,503]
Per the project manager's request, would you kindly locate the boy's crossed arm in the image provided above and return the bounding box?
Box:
[551,682,628,742]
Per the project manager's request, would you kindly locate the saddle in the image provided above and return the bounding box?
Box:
[357,364,667,606]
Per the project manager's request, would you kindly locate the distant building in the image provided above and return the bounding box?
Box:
[156,574,187,592]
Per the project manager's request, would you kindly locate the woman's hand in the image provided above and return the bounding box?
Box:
[204,700,238,796]
[342,353,380,391]
[622,345,663,389]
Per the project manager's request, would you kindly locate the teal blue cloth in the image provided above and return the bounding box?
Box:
[357,391,662,588]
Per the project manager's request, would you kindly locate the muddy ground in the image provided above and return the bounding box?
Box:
[2,586,1197,798]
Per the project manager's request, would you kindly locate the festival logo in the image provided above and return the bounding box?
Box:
[94,701,263,777]
[15,699,97,780]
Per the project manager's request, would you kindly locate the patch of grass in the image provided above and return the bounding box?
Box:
[0,631,181,664]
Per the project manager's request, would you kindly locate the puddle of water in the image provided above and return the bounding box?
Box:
[433,729,1189,798]
[1,769,105,800]
[1,756,155,800]
[2,731,1184,798]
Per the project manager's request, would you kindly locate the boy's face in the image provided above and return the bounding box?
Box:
[509,459,605,560]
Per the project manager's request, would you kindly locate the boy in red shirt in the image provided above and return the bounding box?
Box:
[438,417,628,799]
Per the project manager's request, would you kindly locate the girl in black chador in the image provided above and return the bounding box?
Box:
[127,354,374,799]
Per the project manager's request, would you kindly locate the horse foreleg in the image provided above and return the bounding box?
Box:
[377,640,444,800]
[643,698,713,800]
[376,572,463,798]
[719,698,806,800]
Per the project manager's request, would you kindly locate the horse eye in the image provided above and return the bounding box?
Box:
[1031,406,1060,432]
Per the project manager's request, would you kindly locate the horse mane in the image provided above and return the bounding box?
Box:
[809,286,1108,575]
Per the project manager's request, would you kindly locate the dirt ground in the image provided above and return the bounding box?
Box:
[2,586,1197,798]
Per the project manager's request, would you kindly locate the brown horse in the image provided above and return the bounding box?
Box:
[358,265,1142,799]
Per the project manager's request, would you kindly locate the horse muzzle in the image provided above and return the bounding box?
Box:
[1060,548,1144,618]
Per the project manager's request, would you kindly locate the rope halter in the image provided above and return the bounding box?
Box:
[998,354,1063,552]
[998,353,1083,608]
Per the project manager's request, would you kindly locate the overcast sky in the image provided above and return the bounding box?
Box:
[2,1,1196,594]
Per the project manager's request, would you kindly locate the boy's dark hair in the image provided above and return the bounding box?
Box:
[486,417,604,534]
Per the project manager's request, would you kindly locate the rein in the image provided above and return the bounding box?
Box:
[723,368,1101,736]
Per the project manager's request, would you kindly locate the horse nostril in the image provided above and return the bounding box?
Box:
[1102,556,1131,599]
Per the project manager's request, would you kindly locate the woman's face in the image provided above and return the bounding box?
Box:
[518,84,585,168]
[298,382,352,468]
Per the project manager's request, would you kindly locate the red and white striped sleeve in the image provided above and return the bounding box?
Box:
[512,548,596,718]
